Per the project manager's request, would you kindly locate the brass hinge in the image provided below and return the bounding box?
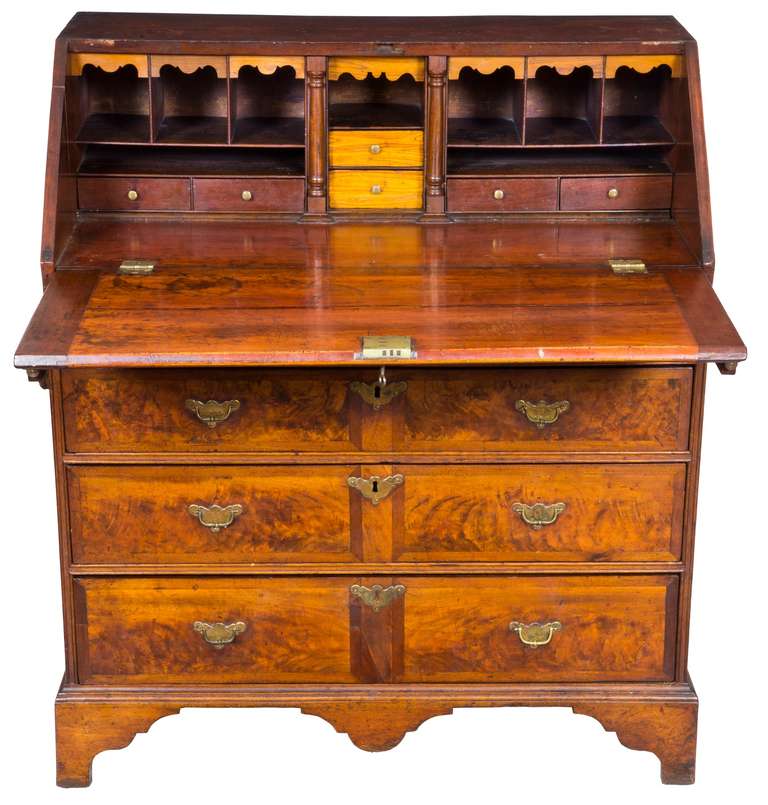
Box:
[118,259,155,276]
[356,335,416,360]
[609,259,647,274]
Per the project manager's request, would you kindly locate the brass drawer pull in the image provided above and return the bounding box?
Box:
[369,144,382,154]
[127,189,139,201]
[515,398,570,428]
[187,503,244,533]
[193,621,246,649]
[607,187,619,199]
[350,584,406,612]
[512,502,566,529]
[185,398,241,428]
[370,184,383,195]
[241,190,253,201]
[509,620,562,648]
[347,474,404,505]
[493,188,505,200]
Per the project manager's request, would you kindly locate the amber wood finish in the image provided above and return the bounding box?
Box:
[402,575,677,682]
[329,130,424,168]
[447,177,557,212]
[67,462,683,565]
[19,12,747,788]
[560,176,673,211]
[192,178,305,212]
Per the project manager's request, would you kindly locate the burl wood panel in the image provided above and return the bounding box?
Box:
[397,367,693,452]
[560,176,673,211]
[61,368,359,453]
[395,463,685,561]
[402,575,678,682]
[447,178,558,212]
[74,577,356,683]
[77,177,191,211]
[192,178,305,212]
[67,465,360,564]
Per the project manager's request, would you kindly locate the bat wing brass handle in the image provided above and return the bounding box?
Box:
[350,380,407,409]
[512,502,566,529]
[188,503,244,533]
[185,398,241,428]
[350,584,406,612]
[509,620,562,647]
[347,474,404,505]
[193,621,246,649]
[515,399,570,428]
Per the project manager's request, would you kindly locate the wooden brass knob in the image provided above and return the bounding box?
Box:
[241,190,253,201]
[493,189,505,200]
[371,184,382,195]
[369,144,382,154]
[607,187,619,199]
[127,189,139,201]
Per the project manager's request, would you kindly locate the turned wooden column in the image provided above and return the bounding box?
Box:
[424,55,447,216]
[306,56,328,215]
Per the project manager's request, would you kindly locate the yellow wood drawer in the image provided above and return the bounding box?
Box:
[329,130,424,168]
[329,170,423,209]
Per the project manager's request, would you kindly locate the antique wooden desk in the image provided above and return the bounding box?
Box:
[15,13,746,786]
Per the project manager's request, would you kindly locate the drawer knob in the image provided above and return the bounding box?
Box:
[193,621,246,649]
[347,473,404,505]
[350,367,407,409]
[369,144,382,154]
[515,399,570,428]
[509,620,562,648]
[241,190,253,201]
[371,184,383,195]
[512,502,566,529]
[493,189,505,200]
[187,503,244,533]
[607,187,620,199]
[127,189,139,201]
[185,398,241,428]
[350,584,406,613]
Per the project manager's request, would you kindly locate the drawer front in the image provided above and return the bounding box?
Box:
[78,177,191,211]
[402,575,678,682]
[68,465,361,564]
[447,178,558,212]
[74,577,356,683]
[193,178,305,212]
[396,367,692,453]
[559,176,672,211]
[62,368,361,454]
[329,130,424,168]
[329,170,423,209]
[396,463,685,562]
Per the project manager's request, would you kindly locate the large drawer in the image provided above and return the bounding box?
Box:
[73,575,677,684]
[61,366,693,454]
[401,575,678,682]
[67,463,685,565]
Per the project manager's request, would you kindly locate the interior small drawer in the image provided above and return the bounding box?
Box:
[77,177,191,211]
[559,176,672,211]
[193,178,305,212]
[447,178,558,212]
[329,169,423,209]
[329,130,424,167]
[402,575,678,682]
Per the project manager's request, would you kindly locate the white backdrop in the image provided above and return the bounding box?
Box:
[1,2,764,801]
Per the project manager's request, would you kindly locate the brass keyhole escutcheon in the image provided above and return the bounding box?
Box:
[607,187,619,199]
[347,474,404,505]
[127,189,139,201]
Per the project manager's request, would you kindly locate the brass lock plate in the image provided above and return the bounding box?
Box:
[118,259,155,275]
[356,335,416,360]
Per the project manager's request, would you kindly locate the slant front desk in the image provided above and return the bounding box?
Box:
[15,13,746,786]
